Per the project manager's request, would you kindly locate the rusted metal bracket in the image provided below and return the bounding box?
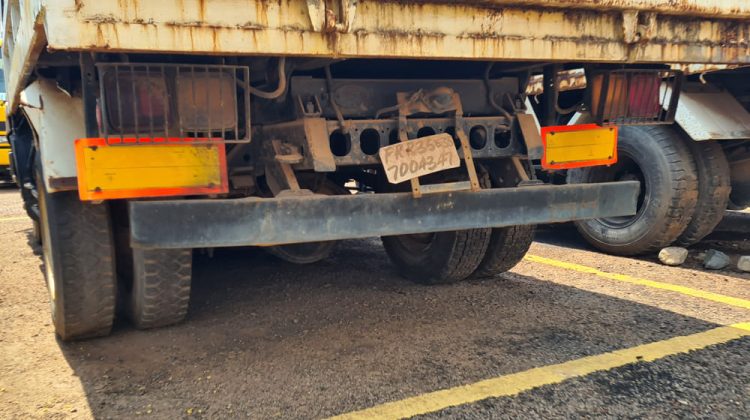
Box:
[306,0,326,32]
[622,10,656,44]
[515,112,540,181]
[337,0,358,33]
[511,157,531,182]
[265,139,303,195]
[451,93,482,192]
[302,118,337,172]
[306,0,358,33]
[397,103,423,198]
[292,96,338,172]
[296,95,323,118]
[516,113,542,160]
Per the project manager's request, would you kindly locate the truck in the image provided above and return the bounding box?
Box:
[2,0,748,340]
[0,64,10,184]
[526,65,750,255]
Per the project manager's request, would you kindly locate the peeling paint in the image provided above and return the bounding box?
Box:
[428,0,750,19]
[42,0,748,64]
[6,0,750,113]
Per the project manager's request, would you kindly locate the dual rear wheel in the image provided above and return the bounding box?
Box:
[380,160,535,284]
[37,170,192,340]
[38,172,532,340]
[382,224,535,284]
[567,125,731,255]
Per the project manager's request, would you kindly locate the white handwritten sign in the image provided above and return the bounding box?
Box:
[378,133,461,184]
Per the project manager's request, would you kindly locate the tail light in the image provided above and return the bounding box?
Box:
[176,71,237,132]
[588,69,682,126]
[101,71,169,134]
[96,63,251,144]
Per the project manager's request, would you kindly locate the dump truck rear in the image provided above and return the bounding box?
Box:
[3,0,748,340]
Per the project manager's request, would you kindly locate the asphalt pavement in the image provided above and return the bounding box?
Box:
[0,188,748,419]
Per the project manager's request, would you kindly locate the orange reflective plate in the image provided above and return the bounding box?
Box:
[75,138,228,201]
[541,124,618,170]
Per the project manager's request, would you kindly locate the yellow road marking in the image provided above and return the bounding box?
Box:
[524,254,750,311]
[330,323,750,420]
[0,216,27,223]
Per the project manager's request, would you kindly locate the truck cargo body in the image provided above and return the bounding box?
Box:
[5,0,750,112]
[3,0,749,339]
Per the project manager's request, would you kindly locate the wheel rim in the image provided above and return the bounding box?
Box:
[38,182,56,304]
[590,153,648,229]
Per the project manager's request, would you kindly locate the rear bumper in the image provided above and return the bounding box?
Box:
[129,181,639,249]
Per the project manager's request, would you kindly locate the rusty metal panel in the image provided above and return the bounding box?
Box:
[5,0,750,111]
[41,0,750,65]
[453,1,750,19]
[2,0,46,113]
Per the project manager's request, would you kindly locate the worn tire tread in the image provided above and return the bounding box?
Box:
[472,225,535,279]
[130,249,192,329]
[383,228,491,285]
[675,139,731,246]
[45,192,116,341]
[439,228,492,283]
[569,125,698,255]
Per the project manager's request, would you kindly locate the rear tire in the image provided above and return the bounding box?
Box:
[382,229,491,284]
[268,178,344,264]
[37,174,117,341]
[128,248,192,329]
[471,225,535,279]
[567,126,698,255]
[727,198,744,211]
[675,139,731,246]
[267,242,336,264]
[31,219,41,245]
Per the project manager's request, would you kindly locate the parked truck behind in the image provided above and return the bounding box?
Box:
[0,65,10,184]
[526,65,750,255]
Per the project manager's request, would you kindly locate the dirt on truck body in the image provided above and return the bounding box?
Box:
[2,0,749,340]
